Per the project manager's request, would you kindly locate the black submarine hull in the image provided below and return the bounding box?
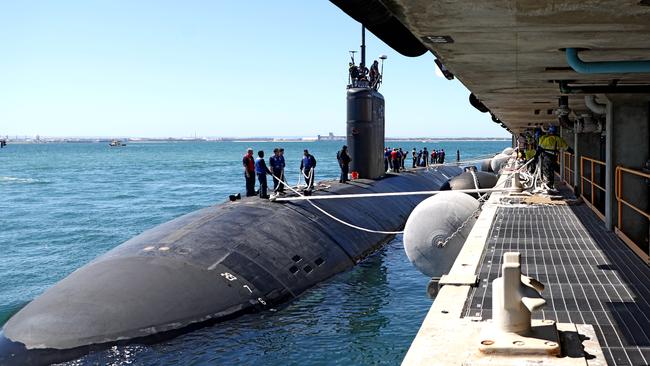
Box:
[0,166,461,365]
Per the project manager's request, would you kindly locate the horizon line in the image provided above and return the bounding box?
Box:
[3,135,510,140]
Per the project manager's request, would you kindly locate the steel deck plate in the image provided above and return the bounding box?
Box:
[464,204,650,366]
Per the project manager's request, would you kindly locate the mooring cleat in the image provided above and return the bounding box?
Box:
[479,252,561,356]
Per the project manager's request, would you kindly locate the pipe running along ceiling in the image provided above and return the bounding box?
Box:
[331,0,650,133]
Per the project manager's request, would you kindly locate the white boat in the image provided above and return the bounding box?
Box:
[109,140,126,147]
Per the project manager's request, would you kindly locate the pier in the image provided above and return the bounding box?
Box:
[403,171,650,365]
[329,2,650,364]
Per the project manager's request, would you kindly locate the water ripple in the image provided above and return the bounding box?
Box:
[1,141,508,365]
[0,176,49,184]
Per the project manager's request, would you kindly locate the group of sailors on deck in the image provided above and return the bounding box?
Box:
[241,143,462,200]
[242,146,353,199]
[243,147,318,199]
[384,146,452,173]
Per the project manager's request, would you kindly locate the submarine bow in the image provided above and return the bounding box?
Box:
[0,166,461,365]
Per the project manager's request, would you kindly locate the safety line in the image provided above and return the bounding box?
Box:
[273,187,517,202]
[266,151,523,235]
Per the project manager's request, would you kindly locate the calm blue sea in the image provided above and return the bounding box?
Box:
[0,140,508,365]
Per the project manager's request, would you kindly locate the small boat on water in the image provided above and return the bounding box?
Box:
[109,139,126,147]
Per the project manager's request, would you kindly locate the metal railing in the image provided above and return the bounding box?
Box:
[562,152,574,191]
[580,156,606,219]
[615,166,650,263]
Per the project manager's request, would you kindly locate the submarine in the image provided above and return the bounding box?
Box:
[0,41,473,365]
[0,168,462,365]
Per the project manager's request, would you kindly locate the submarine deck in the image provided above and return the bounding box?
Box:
[403,177,650,366]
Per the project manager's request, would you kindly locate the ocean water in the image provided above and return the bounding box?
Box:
[0,140,508,365]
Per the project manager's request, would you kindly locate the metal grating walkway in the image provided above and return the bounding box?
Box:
[464,204,650,366]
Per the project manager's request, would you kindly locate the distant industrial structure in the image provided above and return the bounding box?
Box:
[317,132,345,141]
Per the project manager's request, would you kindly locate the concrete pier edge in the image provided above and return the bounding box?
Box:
[402,170,509,365]
[401,169,608,366]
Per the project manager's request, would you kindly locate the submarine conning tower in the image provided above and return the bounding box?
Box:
[345,24,386,180]
[346,87,385,179]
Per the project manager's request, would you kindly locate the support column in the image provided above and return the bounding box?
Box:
[603,95,650,249]
[605,101,613,230]
[573,129,579,193]
[560,126,566,182]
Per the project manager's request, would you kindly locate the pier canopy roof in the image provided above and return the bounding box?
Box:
[331,0,650,132]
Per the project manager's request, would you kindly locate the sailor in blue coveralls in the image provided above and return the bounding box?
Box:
[255,150,272,199]
[300,149,317,193]
[269,148,286,194]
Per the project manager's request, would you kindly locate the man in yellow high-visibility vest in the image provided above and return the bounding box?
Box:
[524,142,537,173]
[537,125,573,189]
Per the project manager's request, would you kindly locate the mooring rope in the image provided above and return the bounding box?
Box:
[267,151,527,235]
[270,171,405,235]
[272,187,517,202]
[426,153,498,168]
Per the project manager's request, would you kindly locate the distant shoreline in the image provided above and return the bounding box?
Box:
[4,137,510,144]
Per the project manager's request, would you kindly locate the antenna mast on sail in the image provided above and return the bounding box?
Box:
[360,25,366,67]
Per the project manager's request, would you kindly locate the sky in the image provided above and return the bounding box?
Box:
[0,1,509,138]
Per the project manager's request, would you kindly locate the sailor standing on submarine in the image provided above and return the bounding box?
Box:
[412,148,417,168]
[422,147,429,167]
[269,148,285,194]
[300,149,317,194]
[537,125,573,190]
[242,148,256,197]
[255,150,272,199]
[277,148,287,193]
[337,145,351,183]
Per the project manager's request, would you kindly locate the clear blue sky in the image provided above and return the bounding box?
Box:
[0,1,508,138]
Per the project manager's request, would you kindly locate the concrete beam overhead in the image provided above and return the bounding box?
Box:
[378,0,650,131]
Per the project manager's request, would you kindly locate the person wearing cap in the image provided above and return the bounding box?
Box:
[255,150,272,199]
[336,145,351,183]
[300,149,317,192]
[269,148,285,194]
[537,125,573,189]
[242,148,256,197]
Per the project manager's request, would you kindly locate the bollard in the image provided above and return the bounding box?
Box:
[479,252,561,356]
[491,252,545,334]
[511,172,523,192]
